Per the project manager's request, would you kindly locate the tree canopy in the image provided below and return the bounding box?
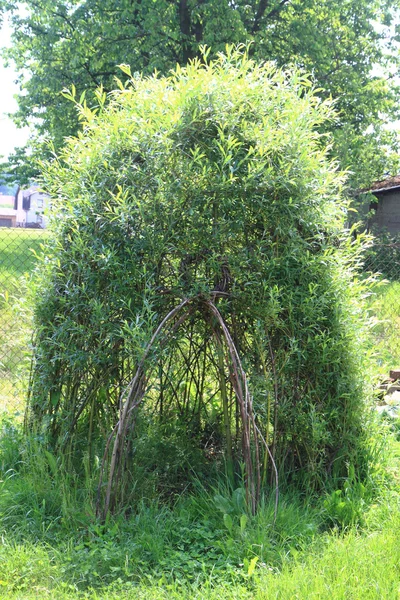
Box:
[1,0,400,186]
[28,51,372,514]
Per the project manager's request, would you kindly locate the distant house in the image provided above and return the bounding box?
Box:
[368,175,400,235]
[0,182,23,227]
[0,179,49,228]
[22,185,48,228]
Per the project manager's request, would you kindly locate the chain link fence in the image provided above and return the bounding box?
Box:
[1,225,400,411]
[364,239,400,375]
[0,227,47,412]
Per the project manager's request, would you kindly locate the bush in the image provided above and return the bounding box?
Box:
[28,47,373,512]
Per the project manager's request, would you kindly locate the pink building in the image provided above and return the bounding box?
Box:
[0,181,48,228]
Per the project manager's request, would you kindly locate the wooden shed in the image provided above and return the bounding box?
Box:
[369,175,400,234]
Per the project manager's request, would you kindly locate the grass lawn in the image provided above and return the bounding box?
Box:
[0,227,46,284]
[0,408,398,599]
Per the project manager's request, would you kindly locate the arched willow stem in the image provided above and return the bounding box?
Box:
[96,293,278,520]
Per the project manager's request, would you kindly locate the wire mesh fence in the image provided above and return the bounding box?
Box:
[0,227,47,412]
[0,225,400,411]
[364,241,400,374]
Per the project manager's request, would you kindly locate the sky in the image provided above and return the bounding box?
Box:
[0,17,30,161]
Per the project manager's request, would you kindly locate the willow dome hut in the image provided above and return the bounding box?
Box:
[28,49,371,517]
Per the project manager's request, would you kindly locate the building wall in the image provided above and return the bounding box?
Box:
[371,191,400,234]
[0,215,16,227]
[16,190,25,225]
[25,191,48,228]
[0,188,48,228]
[0,190,26,227]
[0,194,15,209]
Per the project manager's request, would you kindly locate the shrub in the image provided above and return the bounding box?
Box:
[28,47,372,513]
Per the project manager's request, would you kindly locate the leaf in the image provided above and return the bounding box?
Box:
[232,487,246,513]
[247,556,259,578]
[223,513,233,533]
[44,450,58,477]
[118,64,132,77]
[240,514,248,535]
[214,494,233,514]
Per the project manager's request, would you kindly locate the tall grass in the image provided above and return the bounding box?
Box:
[0,408,399,599]
[0,473,398,599]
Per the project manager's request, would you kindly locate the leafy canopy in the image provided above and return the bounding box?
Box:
[1,0,400,187]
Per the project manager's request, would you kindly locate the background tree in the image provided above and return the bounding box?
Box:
[1,0,399,187]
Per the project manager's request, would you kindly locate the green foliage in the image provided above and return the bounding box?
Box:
[0,413,22,474]
[125,418,217,500]
[23,49,376,516]
[29,49,374,496]
[0,419,321,590]
[28,50,374,507]
[323,465,367,528]
[1,0,400,186]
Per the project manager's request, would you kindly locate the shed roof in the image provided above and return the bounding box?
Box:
[369,175,400,194]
